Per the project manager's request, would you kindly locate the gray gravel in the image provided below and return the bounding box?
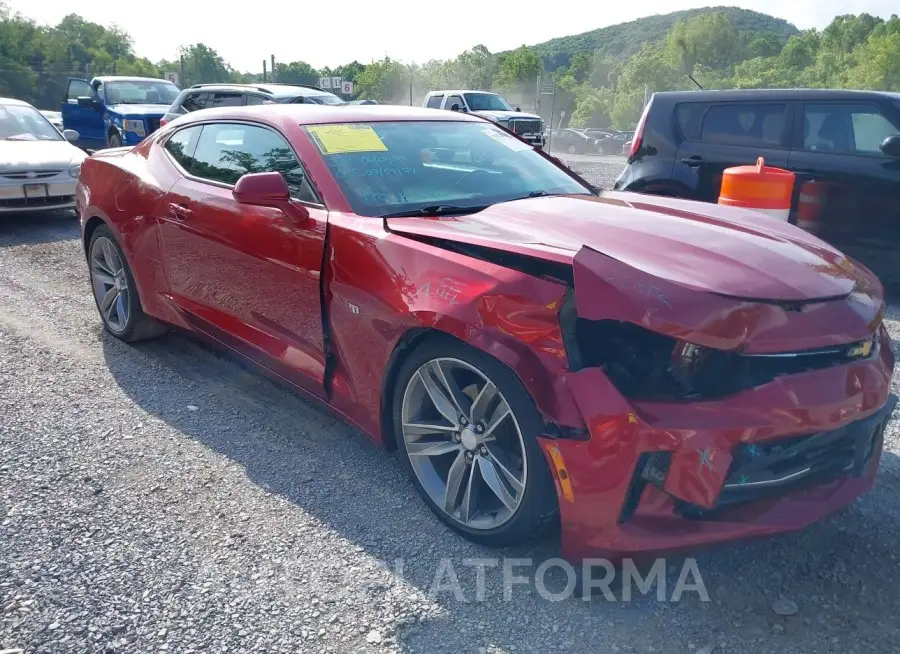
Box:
[1,210,900,653]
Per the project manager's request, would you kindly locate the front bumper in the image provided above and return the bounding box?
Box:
[0,178,77,213]
[539,336,896,562]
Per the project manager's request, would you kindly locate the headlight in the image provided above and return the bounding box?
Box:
[69,164,81,178]
[122,119,146,137]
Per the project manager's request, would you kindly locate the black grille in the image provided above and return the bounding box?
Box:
[1,170,62,180]
[147,117,161,133]
[676,395,896,519]
[508,119,542,136]
[0,195,74,209]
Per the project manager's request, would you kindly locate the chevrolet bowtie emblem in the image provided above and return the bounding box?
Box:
[848,339,873,358]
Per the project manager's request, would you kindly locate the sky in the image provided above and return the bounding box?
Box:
[8,0,899,73]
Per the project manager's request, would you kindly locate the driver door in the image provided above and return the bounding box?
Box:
[62,78,105,150]
[159,121,329,396]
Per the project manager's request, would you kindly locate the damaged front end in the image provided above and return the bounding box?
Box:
[541,246,896,562]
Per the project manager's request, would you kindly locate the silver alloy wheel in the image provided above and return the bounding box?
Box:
[401,357,528,530]
[89,236,130,333]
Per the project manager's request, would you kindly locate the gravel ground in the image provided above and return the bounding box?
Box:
[1,208,899,654]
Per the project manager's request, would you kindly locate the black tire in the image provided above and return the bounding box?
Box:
[392,335,559,547]
[108,132,122,149]
[88,225,167,342]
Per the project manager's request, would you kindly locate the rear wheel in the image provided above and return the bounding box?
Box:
[393,337,558,547]
[88,225,166,342]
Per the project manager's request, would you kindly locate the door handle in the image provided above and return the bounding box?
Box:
[168,202,192,220]
[680,156,705,168]
[792,170,823,182]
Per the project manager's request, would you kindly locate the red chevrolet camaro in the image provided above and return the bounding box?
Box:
[76,104,896,562]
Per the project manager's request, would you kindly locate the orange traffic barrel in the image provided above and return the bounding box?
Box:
[718,157,795,221]
[796,179,827,234]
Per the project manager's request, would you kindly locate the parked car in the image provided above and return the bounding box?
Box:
[423,90,545,148]
[61,76,180,151]
[347,99,378,105]
[549,128,601,154]
[0,97,86,213]
[615,89,900,287]
[162,83,346,126]
[76,104,896,561]
[40,110,64,132]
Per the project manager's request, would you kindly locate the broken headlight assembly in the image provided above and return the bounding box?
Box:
[559,294,881,402]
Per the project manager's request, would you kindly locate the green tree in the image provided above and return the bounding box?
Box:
[354,57,415,103]
[274,60,318,85]
[845,30,900,91]
[455,45,496,89]
[173,43,233,85]
[493,45,542,89]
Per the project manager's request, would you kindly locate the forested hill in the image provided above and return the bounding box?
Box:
[527,6,800,70]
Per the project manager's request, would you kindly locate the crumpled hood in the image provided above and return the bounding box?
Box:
[386,191,861,303]
[0,140,85,171]
[475,110,542,122]
[107,104,168,117]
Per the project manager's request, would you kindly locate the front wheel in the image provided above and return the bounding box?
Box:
[393,338,558,547]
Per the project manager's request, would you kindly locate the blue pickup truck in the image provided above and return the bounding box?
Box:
[61,76,180,151]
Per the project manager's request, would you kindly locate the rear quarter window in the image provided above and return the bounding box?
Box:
[181,93,209,113]
[426,94,444,109]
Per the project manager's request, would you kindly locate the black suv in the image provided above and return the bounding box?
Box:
[615,89,900,287]
[162,83,346,125]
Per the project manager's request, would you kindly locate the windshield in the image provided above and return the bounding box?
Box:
[464,93,512,112]
[0,104,62,141]
[305,120,590,217]
[105,80,180,105]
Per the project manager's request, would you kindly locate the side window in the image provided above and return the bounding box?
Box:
[94,82,104,100]
[803,103,900,155]
[675,102,709,140]
[426,94,444,109]
[699,103,787,147]
[66,79,93,102]
[210,93,244,108]
[190,123,319,202]
[446,95,464,111]
[164,126,202,171]
[181,93,209,113]
[245,94,272,106]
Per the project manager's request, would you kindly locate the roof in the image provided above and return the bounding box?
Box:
[0,97,31,107]
[184,83,340,100]
[654,88,900,102]
[425,90,499,96]
[175,104,486,127]
[92,76,175,84]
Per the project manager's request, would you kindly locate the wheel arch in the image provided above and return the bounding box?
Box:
[378,321,577,452]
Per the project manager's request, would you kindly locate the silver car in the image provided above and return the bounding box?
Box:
[0,98,86,214]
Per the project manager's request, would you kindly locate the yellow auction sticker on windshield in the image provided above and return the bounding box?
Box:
[307,124,388,154]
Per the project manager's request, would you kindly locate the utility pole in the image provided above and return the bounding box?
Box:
[179,54,185,87]
[262,60,267,83]
[271,54,276,83]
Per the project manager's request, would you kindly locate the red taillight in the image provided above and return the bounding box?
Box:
[628,98,652,159]
[160,117,169,127]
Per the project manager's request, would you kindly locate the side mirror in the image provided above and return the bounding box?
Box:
[232,172,310,222]
[515,107,521,112]
[880,134,900,158]
[62,129,79,143]
[233,172,291,206]
[77,96,95,109]
[449,103,461,112]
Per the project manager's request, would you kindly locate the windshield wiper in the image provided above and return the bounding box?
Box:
[381,204,489,218]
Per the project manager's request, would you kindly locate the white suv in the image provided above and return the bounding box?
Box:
[423,90,545,149]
